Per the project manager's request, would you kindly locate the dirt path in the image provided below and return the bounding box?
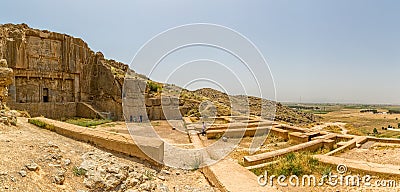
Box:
[0,118,216,192]
[309,122,348,135]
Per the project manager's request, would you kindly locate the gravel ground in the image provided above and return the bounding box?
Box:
[0,118,217,192]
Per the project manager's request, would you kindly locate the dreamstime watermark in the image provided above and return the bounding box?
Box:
[258,164,397,188]
[123,23,276,169]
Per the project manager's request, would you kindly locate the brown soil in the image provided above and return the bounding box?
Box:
[0,118,216,191]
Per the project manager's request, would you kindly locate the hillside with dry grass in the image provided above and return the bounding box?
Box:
[176,88,318,125]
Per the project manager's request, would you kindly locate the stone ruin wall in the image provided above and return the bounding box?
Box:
[0,24,128,120]
[123,79,183,122]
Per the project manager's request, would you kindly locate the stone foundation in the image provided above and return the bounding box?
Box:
[206,127,271,139]
[28,117,164,166]
[243,139,333,166]
[10,102,76,119]
[289,132,309,144]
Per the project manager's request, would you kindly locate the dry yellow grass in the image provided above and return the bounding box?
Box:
[322,125,342,133]
[318,108,400,138]
[228,134,292,165]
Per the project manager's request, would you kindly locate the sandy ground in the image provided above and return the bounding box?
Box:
[96,121,192,146]
[338,142,400,166]
[309,122,348,135]
[0,118,216,192]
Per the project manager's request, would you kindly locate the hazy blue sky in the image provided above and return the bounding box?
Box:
[1,0,399,104]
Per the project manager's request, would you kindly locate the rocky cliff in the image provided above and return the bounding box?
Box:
[0,59,13,108]
[179,88,318,124]
[0,59,17,125]
[0,23,129,120]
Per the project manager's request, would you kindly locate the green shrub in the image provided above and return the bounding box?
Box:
[147,81,162,93]
[251,152,333,177]
[28,119,46,128]
[143,170,155,180]
[28,119,56,131]
[322,167,332,175]
[285,152,296,162]
[72,166,86,176]
[65,118,111,127]
[187,108,200,117]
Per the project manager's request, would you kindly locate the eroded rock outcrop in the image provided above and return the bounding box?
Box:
[0,58,17,125]
[0,59,13,107]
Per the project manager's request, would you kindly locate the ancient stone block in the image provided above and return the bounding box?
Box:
[152,106,162,120]
[162,106,182,120]
[151,98,161,106]
[161,97,171,105]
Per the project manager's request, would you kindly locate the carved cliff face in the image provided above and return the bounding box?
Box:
[0,23,129,119]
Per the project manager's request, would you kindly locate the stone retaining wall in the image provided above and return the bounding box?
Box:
[325,137,359,156]
[270,127,289,140]
[206,127,271,139]
[366,136,400,144]
[209,121,275,130]
[28,117,164,166]
[10,102,77,119]
[243,139,333,166]
[289,132,309,144]
[314,154,400,177]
